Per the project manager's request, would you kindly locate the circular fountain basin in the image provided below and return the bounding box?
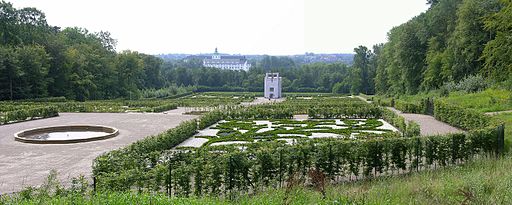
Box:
[15,125,119,144]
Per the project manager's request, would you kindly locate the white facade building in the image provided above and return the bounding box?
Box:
[264,73,282,99]
[202,48,252,71]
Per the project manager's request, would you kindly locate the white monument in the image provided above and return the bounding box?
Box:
[264,73,282,99]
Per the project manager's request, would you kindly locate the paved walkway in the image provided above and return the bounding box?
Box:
[355,95,462,136]
[0,108,198,194]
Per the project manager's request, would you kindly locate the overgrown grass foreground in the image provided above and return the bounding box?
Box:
[2,155,511,204]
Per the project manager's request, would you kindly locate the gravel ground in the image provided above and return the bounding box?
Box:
[355,95,462,136]
[0,108,198,194]
[387,107,462,136]
[240,97,284,106]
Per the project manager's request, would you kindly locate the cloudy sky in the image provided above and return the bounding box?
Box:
[9,0,428,55]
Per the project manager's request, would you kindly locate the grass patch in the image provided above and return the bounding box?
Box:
[443,89,512,112]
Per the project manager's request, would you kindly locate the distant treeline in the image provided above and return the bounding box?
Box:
[163,62,352,93]
[0,1,166,101]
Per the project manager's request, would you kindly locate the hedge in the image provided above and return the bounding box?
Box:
[434,100,491,130]
[395,100,425,114]
[381,108,420,137]
[0,106,59,125]
[94,128,502,195]
[92,120,198,176]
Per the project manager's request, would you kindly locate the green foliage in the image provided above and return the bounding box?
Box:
[433,89,512,112]
[0,106,58,125]
[373,0,510,95]
[5,156,512,204]
[94,129,501,196]
[141,85,194,99]
[199,110,224,129]
[434,100,492,130]
[482,0,512,82]
[442,74,489,93]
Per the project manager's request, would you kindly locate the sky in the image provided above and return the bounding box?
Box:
[9,0,429,55]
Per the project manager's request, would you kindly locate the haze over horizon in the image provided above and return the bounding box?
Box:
[9,0,429,55]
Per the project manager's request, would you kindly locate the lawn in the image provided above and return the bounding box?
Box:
[370,89,512,113]
[443,89,512,112]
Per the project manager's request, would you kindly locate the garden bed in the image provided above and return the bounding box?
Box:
[176,118,399,148]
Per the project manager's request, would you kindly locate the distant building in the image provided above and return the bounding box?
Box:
[264,73,282,99]
[201,48,252,71]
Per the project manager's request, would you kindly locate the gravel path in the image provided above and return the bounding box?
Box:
[240,97,285,106]
[386,107,462,136]
[355,95,462,136]
[0,108,198,194]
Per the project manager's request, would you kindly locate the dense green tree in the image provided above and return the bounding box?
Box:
[446,0,500,81]
[481,0,512,82]
[16,45,51,98]
[116,51,144,99]
[0,46,20,100]
[141,54,164,89]
[352,46,371,94]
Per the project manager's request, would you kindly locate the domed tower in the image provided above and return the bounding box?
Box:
[212,47,221,59]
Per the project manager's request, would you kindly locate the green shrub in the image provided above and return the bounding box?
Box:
[434,100,490,130]
[1,106,58,125]
[442,74,489,93]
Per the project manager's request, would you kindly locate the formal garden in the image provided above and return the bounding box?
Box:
[90,96,504,198]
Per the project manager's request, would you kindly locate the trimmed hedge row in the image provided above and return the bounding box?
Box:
[381,108,420,137]
[93,120,198,176]
[145,103,178,112]
[0,106,58,125]
[95,129,501,195]
[162,92,193,100]
[17,96,68,102]
[225,106,294,120]
[434,100,492,130]
[198,110,224,129]
[308,106,382,119]
[395,100,426,114]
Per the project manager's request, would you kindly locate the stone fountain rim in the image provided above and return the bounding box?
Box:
[14,124,119,144]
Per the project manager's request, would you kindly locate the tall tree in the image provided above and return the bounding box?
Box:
[481,0,512,82]
[0,46,20,100]
[352,46,371,94]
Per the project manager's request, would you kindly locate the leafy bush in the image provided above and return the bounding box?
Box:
[198,110,224,129]
[17,96,68,102]
[442,74,489,93]
[434,100,491,130]
[395,100,425,114]
[1,106,58,125]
